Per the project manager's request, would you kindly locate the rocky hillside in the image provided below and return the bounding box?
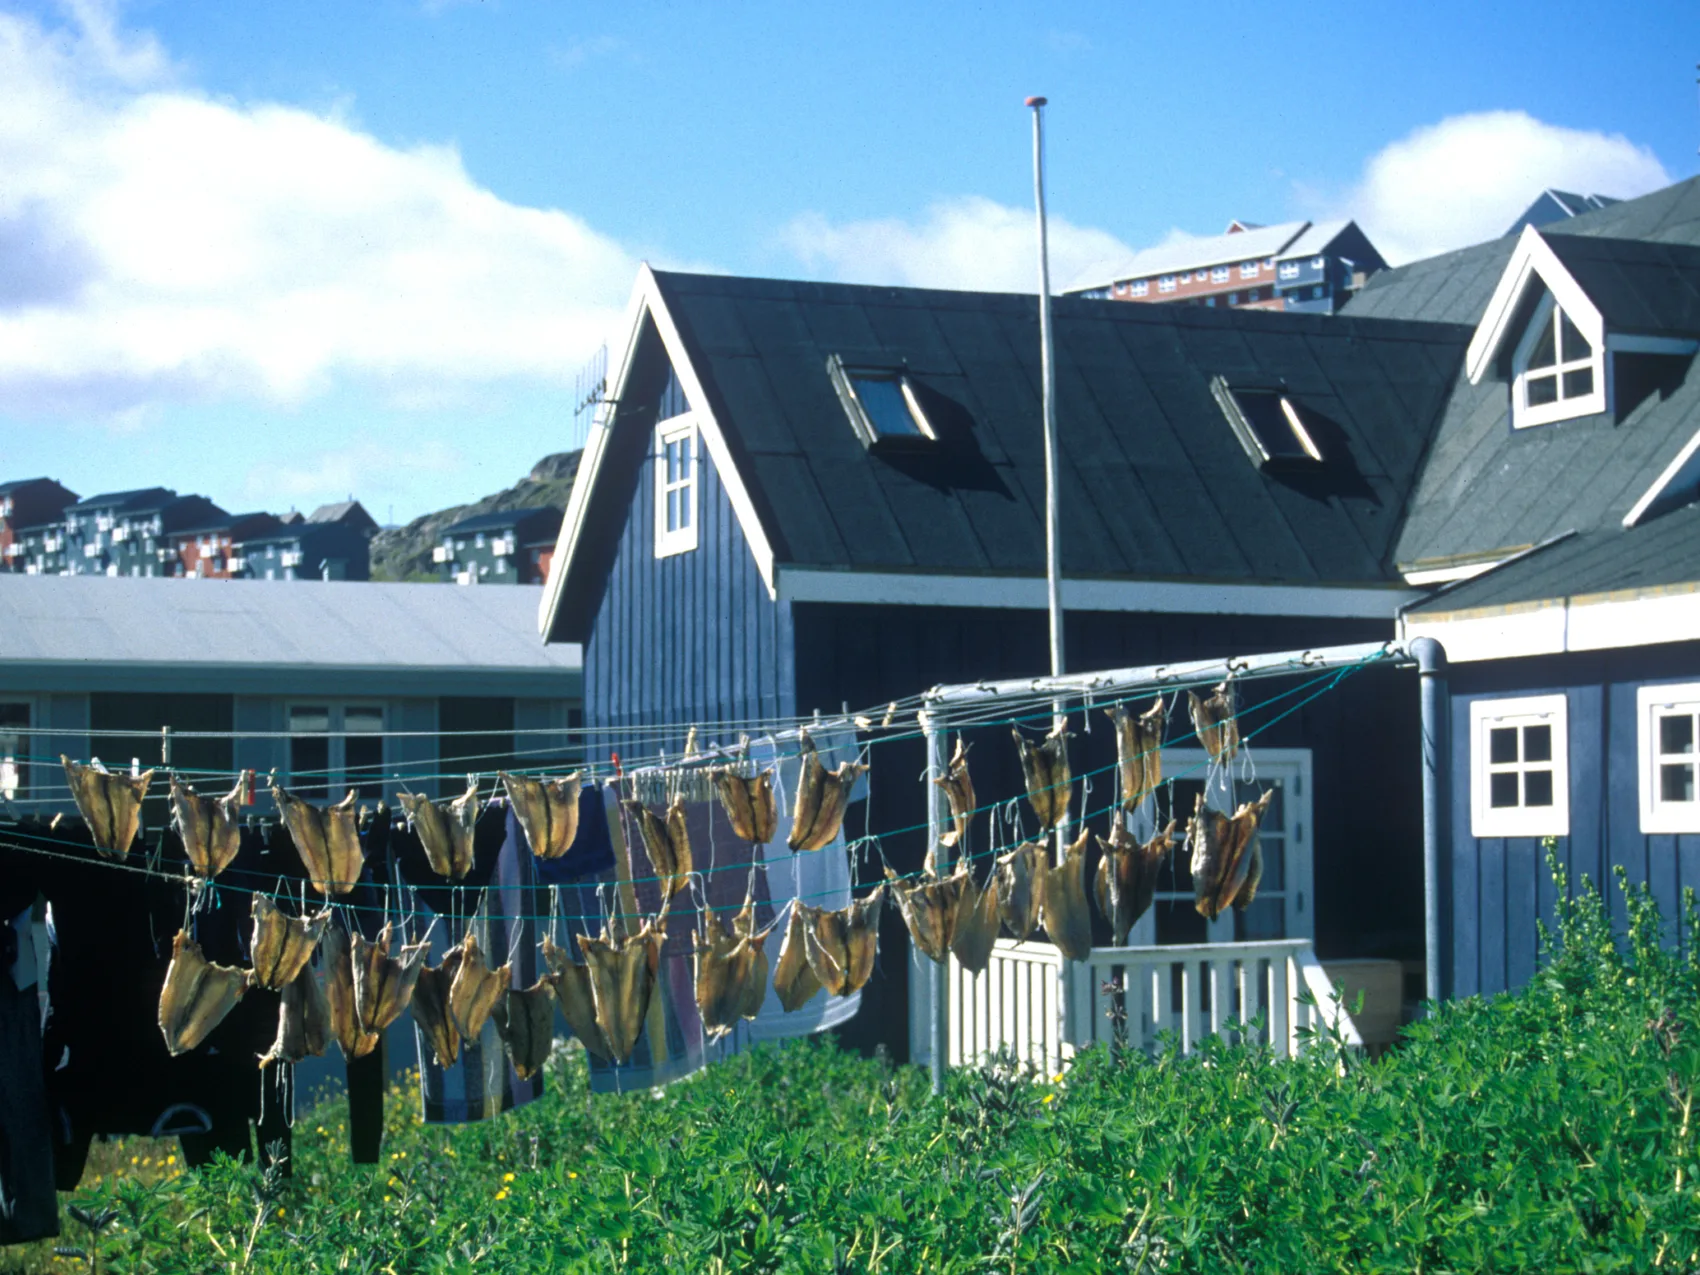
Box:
[370,450,581,582]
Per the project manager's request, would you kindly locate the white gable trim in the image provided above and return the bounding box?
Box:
[1624,421,1700,528]
[540,266,780,638]
[1401,585,1700,662]
[776,567,1415,617]
[1465,225,1606,386]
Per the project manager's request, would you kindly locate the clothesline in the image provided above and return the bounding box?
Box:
[0,656,1367,921]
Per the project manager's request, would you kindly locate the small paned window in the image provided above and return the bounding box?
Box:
[1179,272,1192,284]
[827,355,938,451]
[0,701,30,800]
[1130,280,1149,297]
[1512,290,1604,428]
[654,416,699,557]
[1638,684,1700,833]
[1240,261,1258,279]
[1278,261,1300,280]
[288,703,385,802]
[1470,695,1569,838]
[1158,275,1176,293]
[1228,292,1240,305]
[1210,377,1324,469]
[1211,266,1230,283]
[1311,256,1325,269]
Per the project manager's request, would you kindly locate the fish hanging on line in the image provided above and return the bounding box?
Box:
[351,922,429,1037]
[1187,789,1273,920]
[1106,697,1166,811]
[271,783,363,897]
[501,771,582,860]
[1187,682,1241,764]
[325,926,378,1060]
[248,894,329,992]
[446,932,512,1042]
[933,737,976,849]
[493,978,558,1082]
[1094,818,1175,946]
[787,731,867,852]
[260,965,331,1068]
[693,898,767,1040]
[577,910,666,1064]
[886,856,965,966]
[772,903,822,1012]
[949,865,1001,975]
[712,767,778,844]
[541,935,613,1061]
[1038,826,1093,961]
[799,886,885,997]
[170,773,247,879]
[1013,726,1072,830]
[157,931,247,1056]
[62,756,153,860]
[410,947,464,1069]
[398,782,480,881]
[994,841,1048,939]
[625,797,693,903]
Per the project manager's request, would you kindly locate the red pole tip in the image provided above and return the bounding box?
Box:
[1025,95,1047,108]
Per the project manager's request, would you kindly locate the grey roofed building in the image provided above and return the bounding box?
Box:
[1505,188,1621,237]
[306,499,380,537]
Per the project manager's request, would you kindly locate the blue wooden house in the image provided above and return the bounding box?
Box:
[1349,175,1700,998]
[539,264,1489,1055]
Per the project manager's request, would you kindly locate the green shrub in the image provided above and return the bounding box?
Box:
[12,859,1699,1273]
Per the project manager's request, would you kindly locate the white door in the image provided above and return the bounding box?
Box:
[1124,747,1313,945]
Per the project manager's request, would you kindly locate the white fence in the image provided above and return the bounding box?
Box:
[913,937,1362,1077]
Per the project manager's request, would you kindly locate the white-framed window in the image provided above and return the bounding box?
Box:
[0,698,31,800]
[1240,261,1258,279]
[1211,265,1230,283]
[1278,261,1300,280]
[1130,280,1149,297]
[1179,272,1192,284]
[1311,256,1325,269]
[1158,275,1176,294]
[1638,683,1700,833]
[1470,694,1569,838]
[654,416,699,557]
[1512,291,1606,429]
[287,703,386,801]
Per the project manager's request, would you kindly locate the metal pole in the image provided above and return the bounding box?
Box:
[1412,637,1449,1005]
[1026,95,1065,700]
[925,716,949,1094]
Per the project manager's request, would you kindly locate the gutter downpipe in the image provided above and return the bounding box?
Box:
[925,716,949,1095]
[1411,635,1450,1005]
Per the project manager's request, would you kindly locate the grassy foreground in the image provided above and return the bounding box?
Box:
[7,868,1700,1274]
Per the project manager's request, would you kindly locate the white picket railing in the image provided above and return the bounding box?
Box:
[918,937,1361,1076]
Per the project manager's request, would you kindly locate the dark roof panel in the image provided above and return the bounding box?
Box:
[1543,233,1700,337]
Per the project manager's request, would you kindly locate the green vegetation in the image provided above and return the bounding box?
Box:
[9,864,1699,1273]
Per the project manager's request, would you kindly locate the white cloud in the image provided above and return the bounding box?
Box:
[0,4,639,418]
[247,439,464,509]
[780,195,1136,294]
[1340,111,1672,265]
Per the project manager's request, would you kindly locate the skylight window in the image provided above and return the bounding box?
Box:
[1210,376,1324,469]
[828,355,937,449]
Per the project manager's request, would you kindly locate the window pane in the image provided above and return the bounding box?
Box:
[1235,895,1284,941]
[1522,724,1552,763]
[290,734,330,800]
[345,707,383,734]
[345,733,384,800]
[1528,312,1557,369]
[1490,771,1521,808]
[665,440,680,483]
[1489,726,1519,764]
[1659,713,1695,756]
[289,706,330,733]
[1559,310,1590,361]
[1562,367,1594,399]
[666,488,680,533]
[1524,769,1554,807]
[677,484,691,530]
[850,375,923,438]
[1660,763,1695,804]
[1526,374,1558,406]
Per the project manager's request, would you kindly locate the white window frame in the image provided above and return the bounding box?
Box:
[1157,275,1176,294]
[654,415,699,558]
[1240,261,1258,279]
[1470,694,1569,838]
[1512,292,1607,429]
[1211,265,1230,283]
[1130,280,1149,297]
[0,695,33,802]
[1637,682,1700,833]
[1278,261,1300,280]
[285,701,387,798]
[1179,272,1192,284]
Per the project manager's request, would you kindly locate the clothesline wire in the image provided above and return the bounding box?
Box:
[0,659,1364,921]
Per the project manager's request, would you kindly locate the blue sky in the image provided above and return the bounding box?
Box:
[0,0,1692,523]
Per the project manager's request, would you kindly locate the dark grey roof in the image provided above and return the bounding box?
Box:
[568,273,1467,606]
[1543,234,1700,337]
[0,477,54,495]
[442,507,562,536]
[307,500,378,531]
[1345,176,1700,571]
[69,486,175,513]
[1408,501,1700,612]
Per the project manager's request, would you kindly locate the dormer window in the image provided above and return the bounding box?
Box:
[828,355,937,449]
[1513,291,1604,428]
[1210,376,1324,469]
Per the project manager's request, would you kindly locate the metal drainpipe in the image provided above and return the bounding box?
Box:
[1411,636,1449,1005]
[925,718,949,1095]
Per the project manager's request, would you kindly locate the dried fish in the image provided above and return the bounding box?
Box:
[625,797,693,903]
[1039,826,1093,961]
[170,773,246,879]
[541,935,613,1061]
[994,841,1048,938]
[1187,789,1273,920]
[446,932,512,1041]
[1014,726,1072,830]
[325,926,377,1060]
[736,913,770,1021]
[712,768,778,844]
[398,782,480,881]
[578,914,664,1064]
[949,867,1000,975]
[1187,682,1240,764]
[801,886,885,997]
[1106,698,1166,811]
[787,731,868,852]
[260,965,331,1068]
[693,913,751,1041]
[158,930,247,1056]
[886,863,964,964]
[933,738,976,849]
[411,948,463,1069]
[62,756,153,860]
[772,903,821,1012]
[351,923,428,1034]
[500,771,581,860]
[1094,819,1175,946]
[494,978,558,1081]
[271,784,363,897]
[249,894,329,991]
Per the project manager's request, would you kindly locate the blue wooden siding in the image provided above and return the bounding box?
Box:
[1446,643,1700,999]
[583,376,796,761]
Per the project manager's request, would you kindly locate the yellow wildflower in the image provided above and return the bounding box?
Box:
[1042,1093,1056,1104]
[502,1172,515,1183]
